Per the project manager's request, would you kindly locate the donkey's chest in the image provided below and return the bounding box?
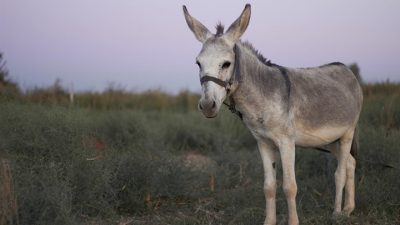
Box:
[241,109,291,142]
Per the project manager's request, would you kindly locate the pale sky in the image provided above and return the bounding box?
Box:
[1,0,399,92]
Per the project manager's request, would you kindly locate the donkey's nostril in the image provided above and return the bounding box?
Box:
[199,103,203,110]
[212,101,216,109]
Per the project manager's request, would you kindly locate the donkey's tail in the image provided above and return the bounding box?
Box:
[350,126,359,159]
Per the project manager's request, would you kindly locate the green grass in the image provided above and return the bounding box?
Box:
[0,86,400,225]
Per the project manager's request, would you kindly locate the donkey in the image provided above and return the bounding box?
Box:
[183,4,363,225]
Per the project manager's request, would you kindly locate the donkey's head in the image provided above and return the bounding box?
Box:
[183,4,251,118]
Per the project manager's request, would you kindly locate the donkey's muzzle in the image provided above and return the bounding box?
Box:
[199,99,217,118]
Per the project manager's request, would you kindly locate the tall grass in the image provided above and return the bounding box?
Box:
[0,83,399,224]
[22,81,200,111]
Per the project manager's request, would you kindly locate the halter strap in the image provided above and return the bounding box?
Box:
[200,75,229,89]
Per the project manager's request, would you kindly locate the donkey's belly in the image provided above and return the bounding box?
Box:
[295,124,349,147]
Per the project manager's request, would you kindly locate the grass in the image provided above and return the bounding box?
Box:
[0,84,399,225]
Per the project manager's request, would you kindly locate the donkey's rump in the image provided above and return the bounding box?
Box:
[289,63,363,146]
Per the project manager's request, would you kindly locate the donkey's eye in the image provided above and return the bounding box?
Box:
[222,61,231,69]
[196,61,201,69]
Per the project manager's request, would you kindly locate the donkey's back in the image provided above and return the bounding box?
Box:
[288,63,363,147]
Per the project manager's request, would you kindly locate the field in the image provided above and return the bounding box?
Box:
[0,83,400,225]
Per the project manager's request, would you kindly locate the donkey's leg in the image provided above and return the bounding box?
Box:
[333,129,354,215]
[331,147,356,216]
[257,140,278,225]
[279,139,299,225]
[343,154,356,215]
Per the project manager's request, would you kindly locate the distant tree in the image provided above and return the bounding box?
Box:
[50,78,67,96]
[0,52,20,99]
[0,53,9,84]
[348,63,363,84]
[25,78,70,105]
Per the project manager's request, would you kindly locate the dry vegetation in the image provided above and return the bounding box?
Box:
[0,160,19,225]
[0,57,399,224]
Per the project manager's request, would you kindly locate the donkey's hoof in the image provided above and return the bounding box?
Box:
[332,211,349,220]
[342,205,355,216]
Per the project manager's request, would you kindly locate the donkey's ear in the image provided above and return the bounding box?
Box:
[225,4,251,42]
[183,5,212,43]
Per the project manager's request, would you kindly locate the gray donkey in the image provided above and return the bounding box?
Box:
[183,4,363,225]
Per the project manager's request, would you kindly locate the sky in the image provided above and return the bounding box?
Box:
[1,0,400,93]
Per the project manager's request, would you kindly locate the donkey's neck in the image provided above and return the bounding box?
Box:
[231,42,290,119]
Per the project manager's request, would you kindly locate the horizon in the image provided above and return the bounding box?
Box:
[1,1,400,93]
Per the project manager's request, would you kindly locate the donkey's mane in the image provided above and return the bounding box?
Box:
[238,40,291,108]
[240,41,273,67]
[215,23,225,37]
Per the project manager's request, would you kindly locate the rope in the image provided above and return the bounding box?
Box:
[223,97,243,120]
